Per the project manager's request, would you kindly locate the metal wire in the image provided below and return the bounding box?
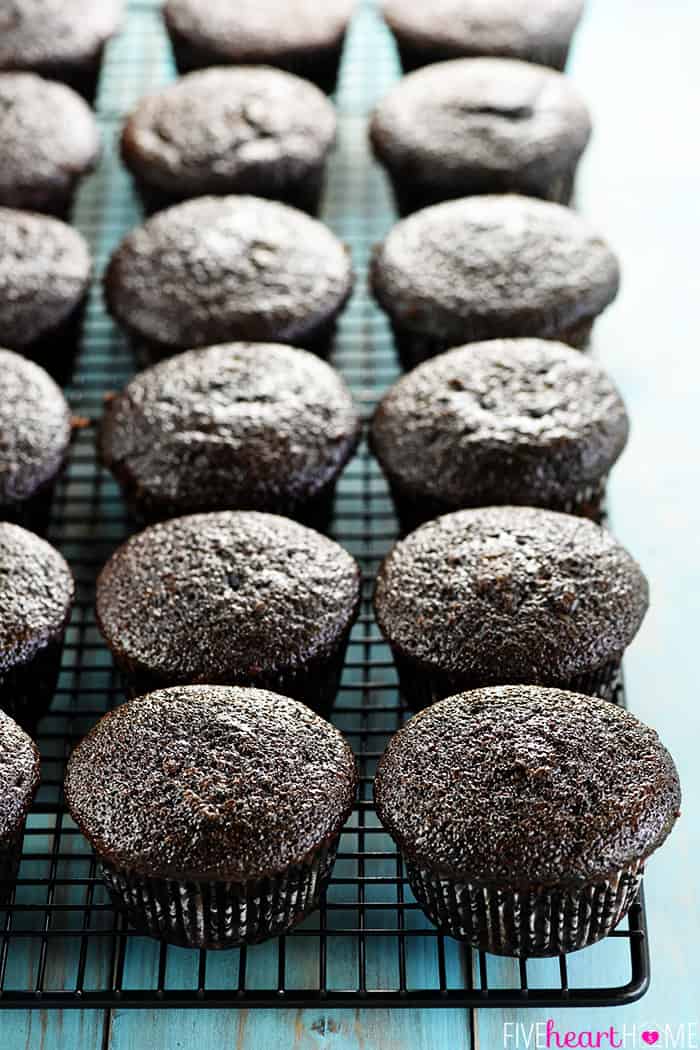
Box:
[0,0,650,1010]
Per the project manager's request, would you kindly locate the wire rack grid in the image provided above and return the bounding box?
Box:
[0,0,650,1010]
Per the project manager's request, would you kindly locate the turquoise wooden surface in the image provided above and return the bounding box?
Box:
[2,0,698,1046]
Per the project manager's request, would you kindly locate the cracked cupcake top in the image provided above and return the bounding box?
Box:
[375,686,681,882]
[105,195,353,352]
[121,67,336,197]
[65,685,358,880]
[96,511,361,685]
[374,506,648,682]
[370,339,629,508]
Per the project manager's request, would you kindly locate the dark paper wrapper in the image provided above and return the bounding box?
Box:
[0,825,27,905]
[391,653,622,711]
[0,637,66,731]
[405,858,644,956]
[394,39,573,77]
[385,476,608,535]
[117,626,353,717]
[385,168,576,219]
[133,167,326,219]
[99,837,340,949]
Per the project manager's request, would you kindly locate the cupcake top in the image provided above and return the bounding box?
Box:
[371,339,629,507]
[99,342,360,519]
[374,506,648,682]
[65,685,358,880]
[163,0,355,60]
[0,349,72,506]
[370,58,591,183]
[96,511,361,685]
[382,0,584,65]
[374,685,681,882]
[0,208,92,349]
[0,522,75,673]
[371,195,620,347]
[0,0,123,71]
[105,195,353,352]
[121,67,337,198]
[0,709,41,840]
[0,73,100,210]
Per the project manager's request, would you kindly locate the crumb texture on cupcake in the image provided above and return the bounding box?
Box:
[0,349,72,507]
[99,342,360,520]
[0,709,41,840]
[0,523,74,673]
[371,339,628,513]
[0,0,123,72]
[96,511,361,686]
[105,195,353,353]
[374,685,681,881]
[121,67,336,202]
[0,208,91,349]
[374,506,648,685]
[371,194,619,352]
[370,58,591,209]
[65,685,358,880]
[0,73,100,213]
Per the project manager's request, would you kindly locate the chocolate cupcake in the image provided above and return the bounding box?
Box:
[370,339,629,531]
[0,710,41,902]
[374,506,648,709]
[371,195,620,369]
[105,195,354,362]
[163,0,355,94]
[0,208,92,380]
[0,0,123,104]
[375,686,681,956]
[121,67,337,216]
[0,523,75,727]
[381,0,584,74]
[0,73,100,217]
[96,511,361,711]
[0,349,73,531]
[99,342,360,527]
[370,58,591,215]
[65,685,357,947]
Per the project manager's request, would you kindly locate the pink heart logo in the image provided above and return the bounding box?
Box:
[641,1033,659,1046]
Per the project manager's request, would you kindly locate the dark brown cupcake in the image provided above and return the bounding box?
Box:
[0,0,123,104]
[0,709,41,902]
[370,339,629,531]
[0,73,100,217]
[375,686,681,956]
[381,0,584,74]
[370,58,591,215]
[121,67,337,216]
[374,506,648,709]
[99,342,360,527]
[104,195,354,362]
[0,523,75,728]
[0,348,73,531]
[163,0,355,94]
[96,511,361,712]
[371,194,620,370]
[0,208,92,381]
[65,685,357,947]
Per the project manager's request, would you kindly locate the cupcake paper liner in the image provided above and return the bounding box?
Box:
[117,627,353,716]
[391,652,622,710]
[404,857,644,956]
[393,40,573,77]
[386,168,576,219]
[384,475,608,534]
[0,825,27,905]
[133,167,326,219]
[100,837,340,949]
[0,637,66,730]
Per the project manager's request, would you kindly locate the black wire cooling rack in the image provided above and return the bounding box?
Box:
[0,0,650,1010]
